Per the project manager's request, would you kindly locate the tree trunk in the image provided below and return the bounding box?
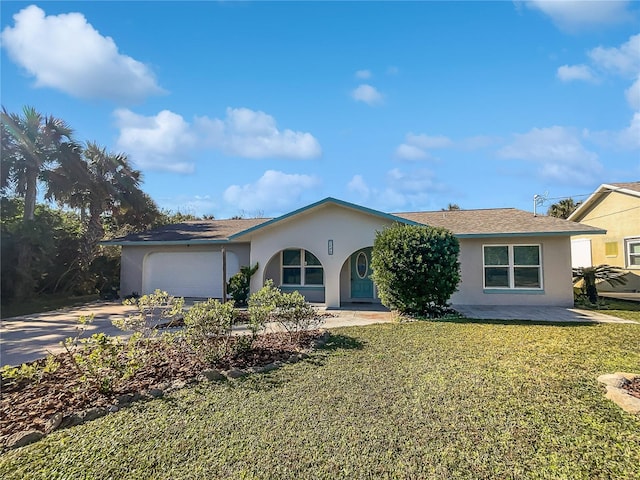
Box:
[81,203,105,269]
[23,167,38,221]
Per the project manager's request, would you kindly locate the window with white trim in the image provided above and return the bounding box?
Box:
[625,238,640,268]
[282,249,324,286]
[483,245,542,289]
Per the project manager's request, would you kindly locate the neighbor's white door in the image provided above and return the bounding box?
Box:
[142,251,239,298]
[571,239,592,268]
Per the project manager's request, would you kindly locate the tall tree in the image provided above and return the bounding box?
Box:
[441,203,461,211]
[47,142,146,268]
[547,198,580,219]
[1,106,78,220]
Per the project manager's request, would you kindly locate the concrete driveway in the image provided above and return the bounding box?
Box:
[454,305,637,323]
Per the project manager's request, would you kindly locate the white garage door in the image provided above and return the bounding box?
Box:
[143,251,239,298]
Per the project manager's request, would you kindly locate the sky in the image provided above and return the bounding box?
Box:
[1,1,639,219]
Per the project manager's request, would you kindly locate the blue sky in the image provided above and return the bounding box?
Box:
[2,1,639,218]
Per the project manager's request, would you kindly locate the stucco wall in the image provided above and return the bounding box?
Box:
[451,236,574,306]
[246,204,395,308]
[572,191,640,292]
[120,243,251,297]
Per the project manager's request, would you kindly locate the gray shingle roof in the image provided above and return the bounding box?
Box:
[608,182,640,193]
[394,208,604,236]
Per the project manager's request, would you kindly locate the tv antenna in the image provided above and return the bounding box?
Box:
[533,191,548,217]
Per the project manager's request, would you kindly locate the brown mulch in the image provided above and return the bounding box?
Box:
[0,331,322,439]
[623,377,640,400]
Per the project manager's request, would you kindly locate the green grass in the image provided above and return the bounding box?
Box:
[1,321,639,479]
[578,298,640,322]
[0,293,100,319]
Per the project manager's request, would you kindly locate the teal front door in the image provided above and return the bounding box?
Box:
[350,248,373,299]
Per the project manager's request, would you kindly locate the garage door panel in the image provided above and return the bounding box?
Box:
[143,251,239,298]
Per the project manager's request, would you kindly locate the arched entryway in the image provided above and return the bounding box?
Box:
[263,247,326,303]
[339,247,379,304]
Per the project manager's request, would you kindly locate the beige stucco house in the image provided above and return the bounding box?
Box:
[568,182,640,293]
[105,197,604,308]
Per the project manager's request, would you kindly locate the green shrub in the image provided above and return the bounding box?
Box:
[0,355,59,388]
[247,280,280,338]
[227,263,259,307]
[118,290,184,339]
[371,223,460,316]
[274,290,322,340]
[183,299,237,363]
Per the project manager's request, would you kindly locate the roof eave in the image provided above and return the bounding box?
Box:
[568,183,640,221]
[455,229,606,239]
[100,239,232,246]
[229,197,420,240]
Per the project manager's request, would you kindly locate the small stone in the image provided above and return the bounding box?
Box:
[148,388,164,398]
[605,386,640,414]
[6,430,44,449]
[170,379,187,390]
[224,368,247,379]
[597,374,630,389]
[259,362,280,373]
[44,412,63,433]
[289,354,301,363]
[108,405,120,413]
[81,407,107,422]
[201,369,225,382]
[116,393,135,406]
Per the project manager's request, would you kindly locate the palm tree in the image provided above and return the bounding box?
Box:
[547,198,580,219]
[47,142,146,268]
[572,264,627,304]
[1,106,78,221]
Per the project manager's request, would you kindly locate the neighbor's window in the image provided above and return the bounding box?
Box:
[282,249,324,285]
[483,245,542,289]
[605,242,618,257]
[626,238,640,268]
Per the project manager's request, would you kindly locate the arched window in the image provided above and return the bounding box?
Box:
[282,249,324,286]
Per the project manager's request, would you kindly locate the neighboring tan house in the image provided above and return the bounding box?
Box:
[104,197,604,308]
[568,182,640,293]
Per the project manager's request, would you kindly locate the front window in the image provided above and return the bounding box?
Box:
[282,249,324,286]
[626,238,640,268]
[484,245,542,289]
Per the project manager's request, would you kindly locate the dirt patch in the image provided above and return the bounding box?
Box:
[0,331,323,440]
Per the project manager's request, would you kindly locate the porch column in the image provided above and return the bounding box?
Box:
[324,264,341,308]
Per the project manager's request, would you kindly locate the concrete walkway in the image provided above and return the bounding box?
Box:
[454,305,637,323]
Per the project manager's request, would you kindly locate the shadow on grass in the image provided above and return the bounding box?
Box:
[319,333,366,351]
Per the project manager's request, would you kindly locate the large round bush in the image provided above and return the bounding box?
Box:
[371,223,460,316]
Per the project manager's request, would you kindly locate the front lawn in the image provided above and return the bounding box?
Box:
[1,321,639,479]
[579,297,640,322]
[0,293,100,319]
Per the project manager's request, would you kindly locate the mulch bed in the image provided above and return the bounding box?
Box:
[0,331,322,440]
[624,377,640,400]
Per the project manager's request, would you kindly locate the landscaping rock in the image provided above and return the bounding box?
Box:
[605,386,640,414]
[148,388,164,398]
[116,393,136,406]
[201,369,225,382]
[597,373,630,388]
[108,405,120,413]
[224,368,247,379]
[81,407,107,422]
[44,413,63,433]
[169,379,187,390]
[6,430,44,449]
[60,414,83,429]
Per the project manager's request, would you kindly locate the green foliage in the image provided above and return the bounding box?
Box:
[547,198,580,219]
[572,264,628,304]
[371,223,460,316]
[0,355,59,388]
[247,280,322,340]
[227,263,259,306]
[183,299,237,363]
[247,280,280,338]
[118,290,185,339]
[62,314,142,394]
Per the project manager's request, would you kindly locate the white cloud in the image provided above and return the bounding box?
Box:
[626,76,640,110]
[115,107,322,172]
[557,64,597,82]
[586,112,640,151]
[223,170,321,213]
[589,33,640,77]
[115,109,196,173]
[347,174,371,200]
[355,69,372,79]
[526,0,634,31]
[1,5,164,103]
[351,84,383,106]
[395,133,452,161]
[498,126,602,184]
[196,107,321,159]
